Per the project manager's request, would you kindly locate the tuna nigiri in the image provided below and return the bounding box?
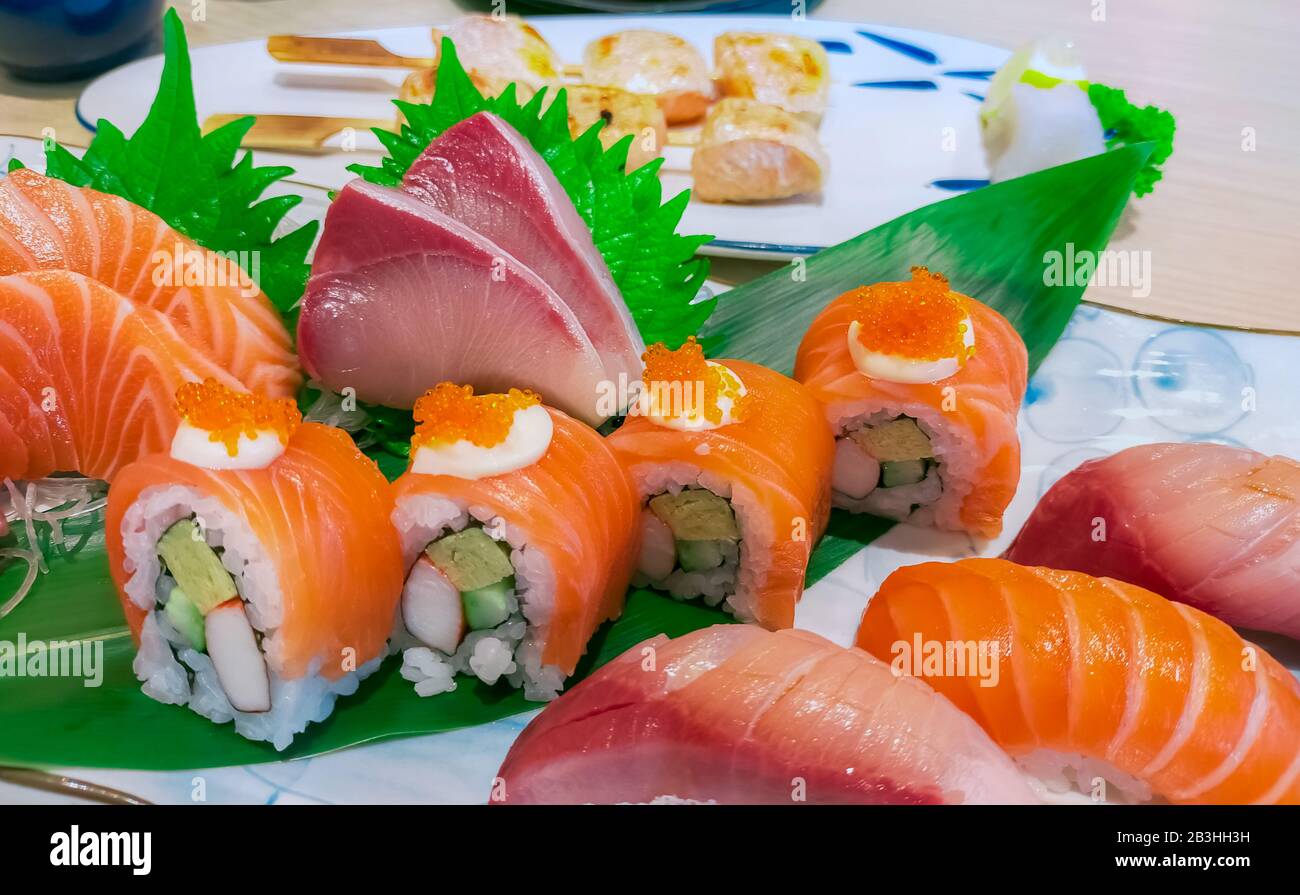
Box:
[106,380,403,749]
[607,340,834,630]
[1005,442,1300,640]
[0,270,243,483]
[856,558,1300,804]
[0,169,300,398]
[493,624,1039,804]
[392,383,640,701]
[298,178,608,424]
[794,268,1028,538]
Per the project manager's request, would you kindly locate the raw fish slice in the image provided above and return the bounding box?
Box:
[493,624,1039,804]
[856,558,1300,804]
[0,270,242,482]
[107,423,403,680]
[1004,442,1300,640]
[298,179,608,425]
[402,112,644,392]
[0,169,300,397]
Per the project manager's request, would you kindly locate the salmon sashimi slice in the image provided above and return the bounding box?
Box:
[794,289,1027,538]
[0,169,300,398]
[0,270,243,482]
[607,359,834,630]
[1004,442,1300,640]
[492,624,1040,804]
[855,558,1300,804]
[106,422,403,681]
[392,406,640,683]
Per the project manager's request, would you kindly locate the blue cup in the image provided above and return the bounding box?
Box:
[0,0,164,81]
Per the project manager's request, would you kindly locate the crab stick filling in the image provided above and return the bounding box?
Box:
[170,378,300,471]
[638,337,749,431]
[409,383,552,480]
[846,267,975,385]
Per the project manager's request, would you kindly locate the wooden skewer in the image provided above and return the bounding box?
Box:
[267,34,586,79]
[203,110,702,154]
[202,113,396,153]
[267,34,435,69]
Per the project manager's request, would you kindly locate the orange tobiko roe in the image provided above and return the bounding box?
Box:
[642,336,749,425]
[412,382,541,450]
[175,378,301,456]
[849,267,975,362]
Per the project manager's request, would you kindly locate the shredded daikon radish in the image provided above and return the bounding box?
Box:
[1,477,107,616]
[302,381,374,443]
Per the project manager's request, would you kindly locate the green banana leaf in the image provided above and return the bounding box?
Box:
[0,144,1151,770]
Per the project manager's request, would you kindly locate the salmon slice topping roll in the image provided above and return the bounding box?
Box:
[392,384,640,701]
[794,268,1027,538]
[855,558,1300,805]
[0,270,244,483]
[608,340,834,630]
[107,381,403,750]
[493,625,1040,804]
[0,169,300,398]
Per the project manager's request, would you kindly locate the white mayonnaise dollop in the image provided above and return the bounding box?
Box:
[847,317,975,385]
[170,421,286,470]
[410,404,553,479]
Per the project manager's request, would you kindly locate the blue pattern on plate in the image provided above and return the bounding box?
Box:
[853,79,938,91]
[929,179,989,191]
[856,30,940,64]
[818,39,852,54]
[942,69,995,81]
[963,92,985,102]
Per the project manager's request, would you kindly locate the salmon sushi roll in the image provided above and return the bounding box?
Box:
[106,380,404,750]
[794,267,1028,539]
[392,384,640,701]
[855,558,1300,804]
[607,339,835,630]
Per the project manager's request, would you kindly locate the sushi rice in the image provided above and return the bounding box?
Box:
[629,462,775,625]
[120,485,380,751]
[392,494,566,701]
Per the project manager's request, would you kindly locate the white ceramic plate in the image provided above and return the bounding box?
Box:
[77,14,1009,259]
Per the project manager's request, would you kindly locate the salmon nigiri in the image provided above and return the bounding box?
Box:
[106,381,403,749]
[493,624,1039,804]
[392,384,640,701]
[607,340,835,630]
[795,268,1027,538]
[0,270,243,482]
[856,558,1300,804]
[1005,442,1300,640]
[0,169,299,397]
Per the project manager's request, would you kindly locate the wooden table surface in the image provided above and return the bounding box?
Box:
[2,0,1297,333]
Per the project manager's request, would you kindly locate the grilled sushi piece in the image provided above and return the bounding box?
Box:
[714,32,830,122]
[690,98,827,203]
[856,558,1300,804]
[581,30,715,124]
[431,14,561,94]
[555,84,667,172]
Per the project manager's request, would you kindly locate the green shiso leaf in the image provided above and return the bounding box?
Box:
[349,38,714,347]
[0,145,1149,771]
[1088,83,1175,197]
[35,8,317,313]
